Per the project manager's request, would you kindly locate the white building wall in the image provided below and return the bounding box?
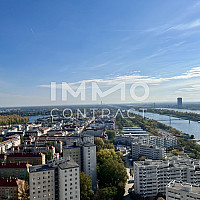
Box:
[58,166,80,200]
[30,169,55,200]
[83,144,97,191]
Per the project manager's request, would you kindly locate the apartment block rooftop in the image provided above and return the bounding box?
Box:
[30,157,79,173]
[167,180,200,195]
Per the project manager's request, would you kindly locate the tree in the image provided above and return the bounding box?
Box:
[97,149,123,166]
[100,186,118,200]
[43,151,53,162]
[98,159,127,188]
[80,172,94,200]
[18,181,30,200]
[106,130,116,141]
[95,138,104,152]
[96,149,127,199]
[95,138,114,152]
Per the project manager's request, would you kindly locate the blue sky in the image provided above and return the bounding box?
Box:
[1,0,200,106]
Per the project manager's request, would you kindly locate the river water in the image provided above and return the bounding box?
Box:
[131,110,200,139]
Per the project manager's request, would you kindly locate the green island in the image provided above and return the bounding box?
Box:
[146,108,200,122]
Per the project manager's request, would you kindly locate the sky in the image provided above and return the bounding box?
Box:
[1,0,200,106]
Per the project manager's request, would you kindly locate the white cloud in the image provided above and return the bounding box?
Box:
[178,84,200,91]
[169,66,200,80]
[167,19,200,31]
[39,66,200,90]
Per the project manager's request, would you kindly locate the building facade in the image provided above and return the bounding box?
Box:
[82,143,97,191]
[29,165,56,200]
[0,134,21,153]
[63,142,97,191]
[177,97,183,108]
[7,152,45,165]
[134,156,200,198]
[0,178,24,200]
[0,163,30,180]
[132,143,166,160]
[29,157,80,200]
[115,134,177,148]
[63,144,82,170]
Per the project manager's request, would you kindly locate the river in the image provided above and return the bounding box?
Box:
[131,110,200,139]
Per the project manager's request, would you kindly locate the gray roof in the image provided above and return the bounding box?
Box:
[30,157,79,173]
[58,160,79,170]
[30,164,55,173]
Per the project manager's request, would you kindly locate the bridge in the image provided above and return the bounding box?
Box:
[142,113,191,124]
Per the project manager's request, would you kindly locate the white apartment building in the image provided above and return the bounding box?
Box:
[166,180,200,200]
[58,160,80,200]
[63,142,97,191]
[134,156,200,198]
[115,134,177,148]
[122,127,147,134]
[82,143,97,191]
[29,165,55,200]
[149,136,177,148]
[29,157,80,200]
[132,143,166,160]
[0,134,21,153]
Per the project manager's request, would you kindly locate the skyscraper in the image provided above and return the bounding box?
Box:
[177,97,182,108]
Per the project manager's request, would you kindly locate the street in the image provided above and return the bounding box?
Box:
[123,152,134,200]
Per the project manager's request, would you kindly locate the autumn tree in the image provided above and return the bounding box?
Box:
[97,149,127,199]
[18,181,29,200]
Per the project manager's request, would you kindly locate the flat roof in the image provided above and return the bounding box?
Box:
[168,181,200,195]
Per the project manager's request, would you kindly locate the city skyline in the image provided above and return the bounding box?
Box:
[1,0,200,106]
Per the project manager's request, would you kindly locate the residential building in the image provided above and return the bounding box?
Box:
[132,142,166,160]
[7,152,45,165]
[134,156,200,198]
[29,157,80,200]
[122,127,147,134]
[84,128,106,139]
[63,143,82,169]
[0,178,25,200]
[166,180,200,200]
[63,142,97,191]
[0,163,30,180]
[58,159,80,200]
[115,134,177,148]
[25,130,42,137]
[0,134,21,153]
[29,164,56,200]
[82,143,97,191]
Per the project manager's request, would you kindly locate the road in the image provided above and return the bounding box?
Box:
[123,153,134,200]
